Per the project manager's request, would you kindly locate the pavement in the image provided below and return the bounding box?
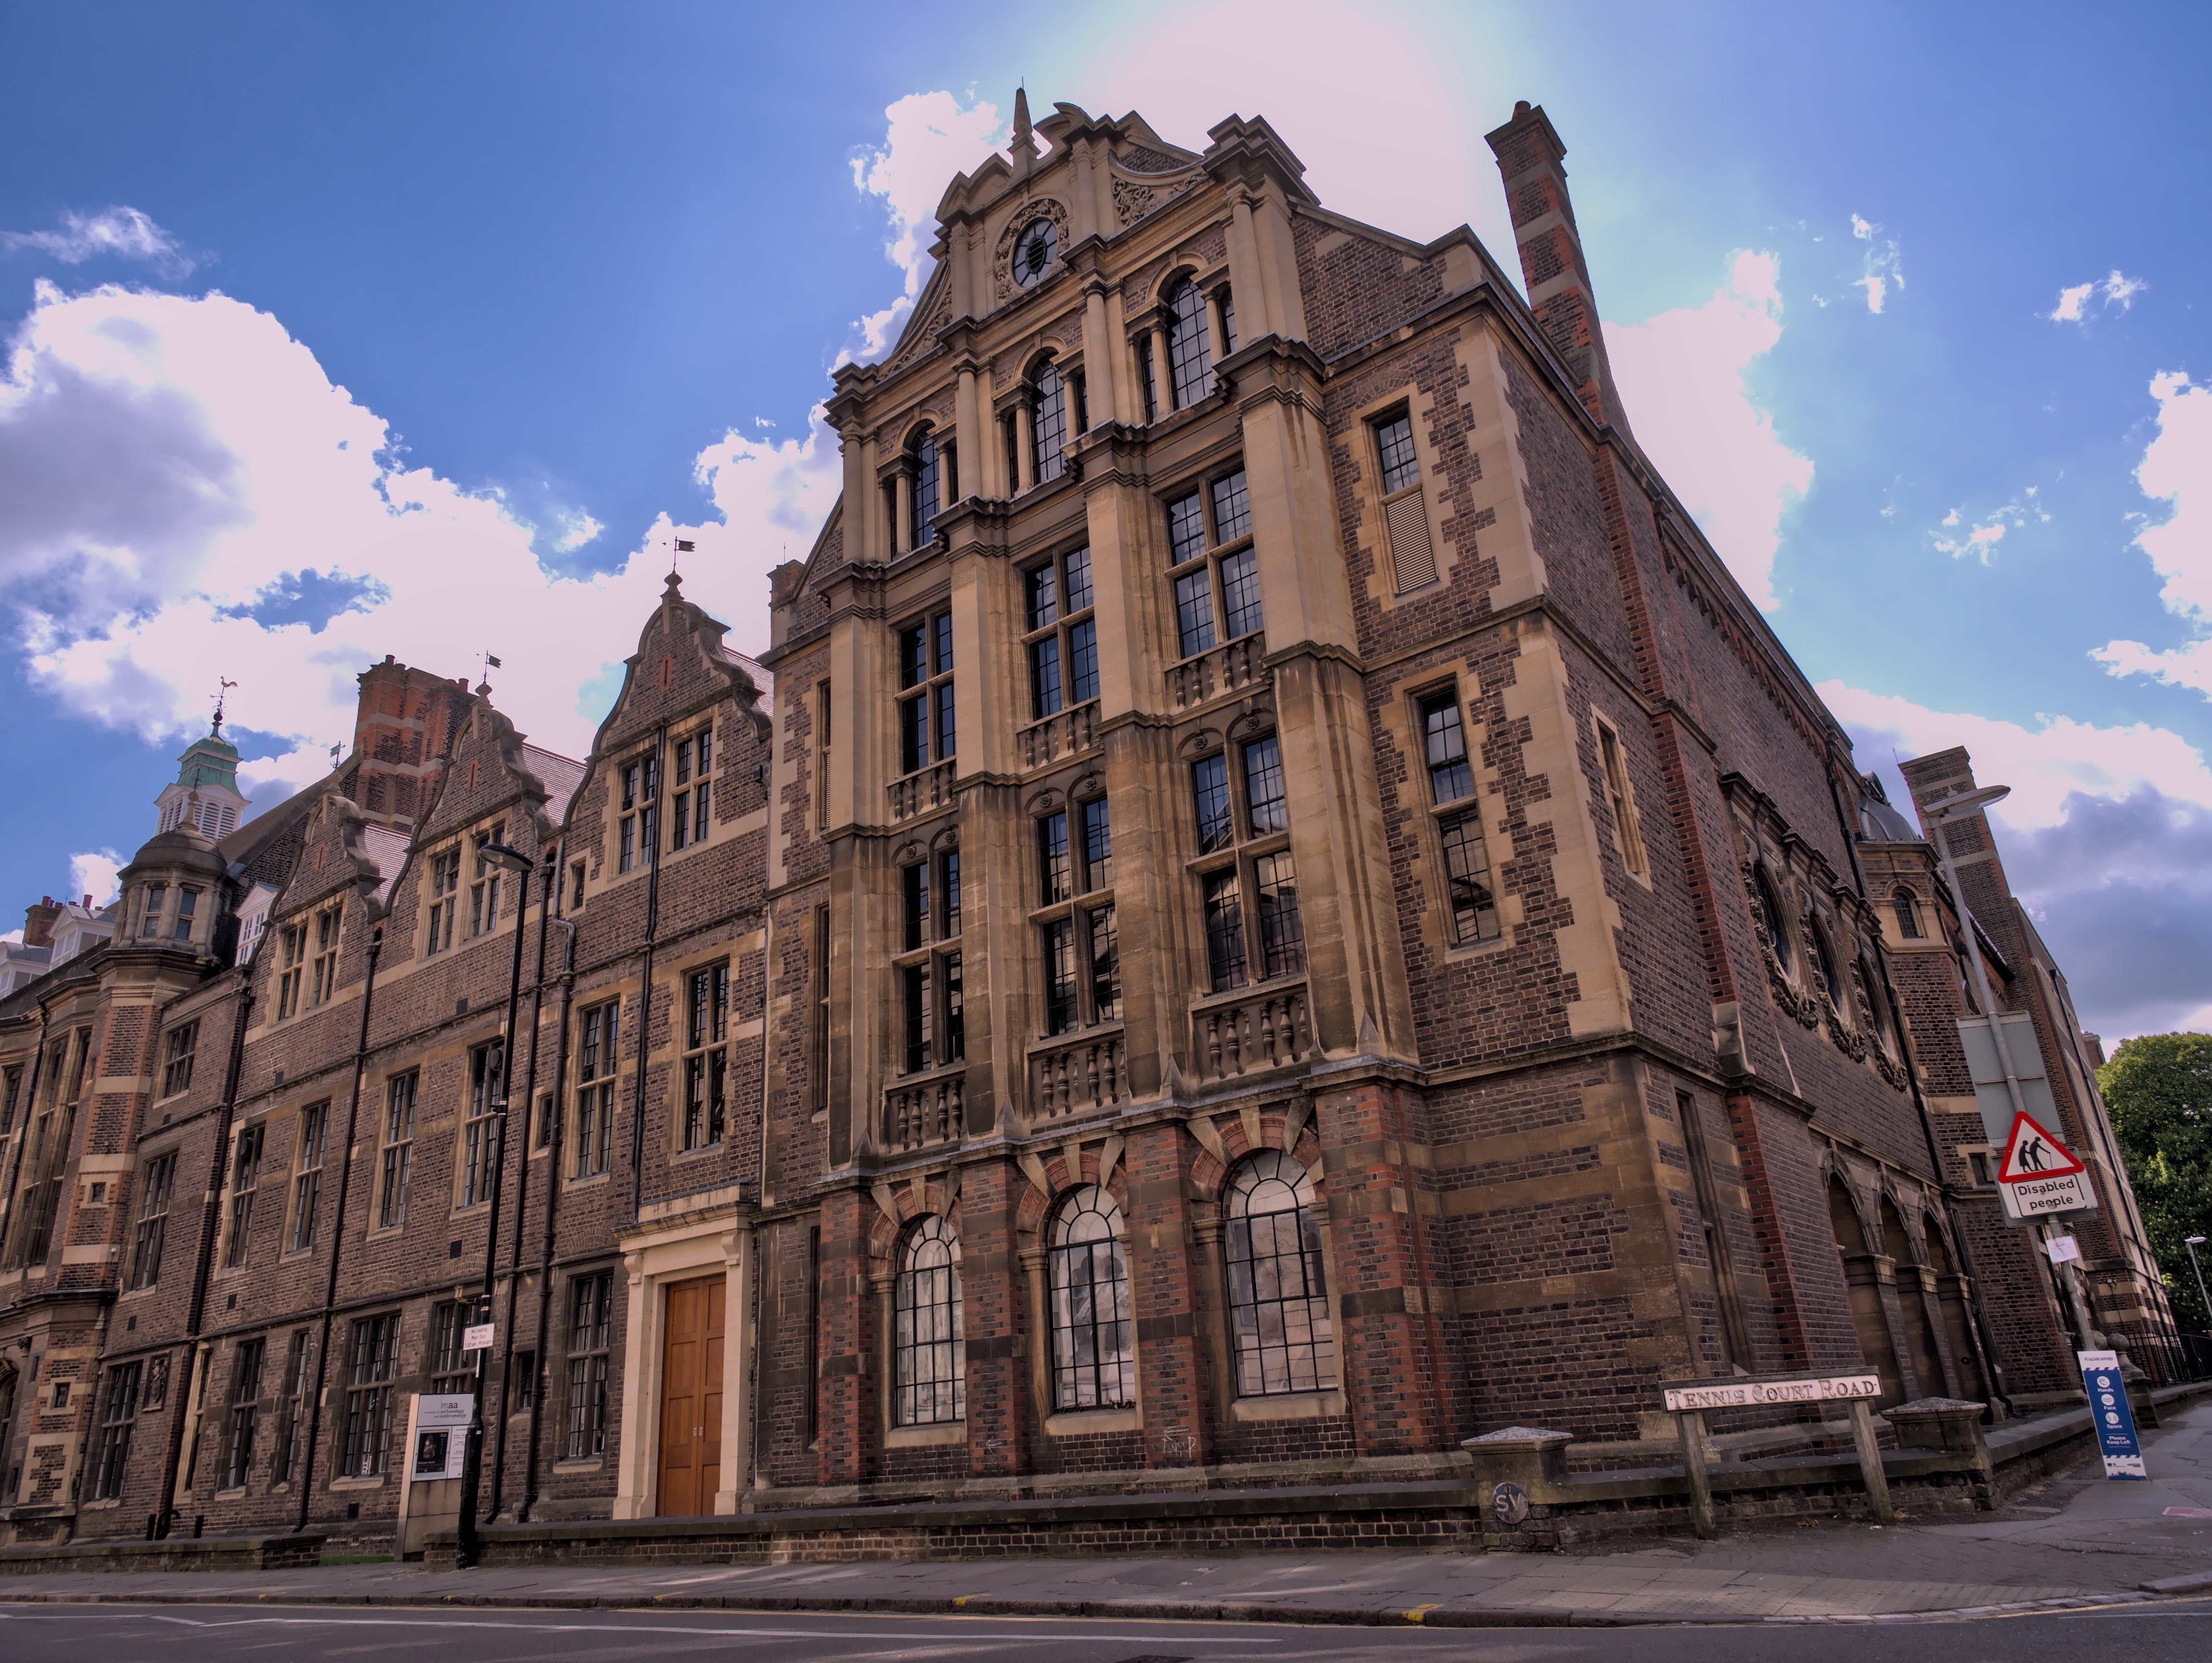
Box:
[4,1399,2209,1630]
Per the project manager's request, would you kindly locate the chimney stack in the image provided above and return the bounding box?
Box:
[24,897,59,948]
[1486,100,1633,437]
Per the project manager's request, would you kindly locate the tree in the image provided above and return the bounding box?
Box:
[2100,1032,2212,1330]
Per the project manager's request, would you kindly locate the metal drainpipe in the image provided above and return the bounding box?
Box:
[155,979,254,1534]
[293,924,382,1532]
[745,903,773,1506]
[1823,760,2009,1416]
[520,913,577,1520]
[488,846,558,1521]
[629,725,666,1223]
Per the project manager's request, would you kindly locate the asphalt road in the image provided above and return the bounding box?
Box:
[2,1600,2208,1663]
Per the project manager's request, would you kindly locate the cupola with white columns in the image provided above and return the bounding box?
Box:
[154,708,251,840]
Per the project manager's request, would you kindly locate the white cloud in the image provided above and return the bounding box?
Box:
[4,207,196,277]
[2047,268,2147,324]
[69,848,125,908]
[847,92,1005,361]
[1849,212,1903,314]
[2094,370,2212,696]
[1931,488,2049,563]
[1605,250,1813,610]
[0,279,840,803]
[1062,0,1504,257]
[2049,281,2094,324]
[1820,680,2212,827]
[1825,680,2212,1041]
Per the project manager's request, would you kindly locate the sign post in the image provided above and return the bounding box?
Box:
[1661,1373,1889,1527]
[2077,1351,2146,1480]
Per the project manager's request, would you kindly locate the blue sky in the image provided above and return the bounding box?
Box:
[2,1,2207,1040]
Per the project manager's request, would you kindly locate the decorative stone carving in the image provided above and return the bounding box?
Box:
[1741,858,1819,1029]
[1113,177,1157,225]
[992,197,1070,302]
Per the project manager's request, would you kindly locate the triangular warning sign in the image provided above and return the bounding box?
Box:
[1997,1110,2085,1183]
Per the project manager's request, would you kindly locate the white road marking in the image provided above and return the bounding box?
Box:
[21,1610,1276,1644]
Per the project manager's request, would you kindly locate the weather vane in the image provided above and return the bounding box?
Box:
[671,534,695,580]
[212,677,238,733]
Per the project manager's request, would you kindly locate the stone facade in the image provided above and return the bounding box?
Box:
[0,95,2185,1552]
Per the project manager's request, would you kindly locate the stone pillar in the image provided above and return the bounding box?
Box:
[1316,1076,1452,1456]
[1227,194,1272,340]
[814,1188,880,1489]
[1126,1122,1216,1471]
[1081,283,1117,426]
[960,1159,1034,1484]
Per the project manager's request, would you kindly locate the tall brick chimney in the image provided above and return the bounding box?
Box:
[338,655,476,833]
[1486,100,1633,437]
[23,897,59,948]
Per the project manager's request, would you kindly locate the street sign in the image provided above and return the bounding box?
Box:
[1998,1111,2085,1181]
[1996,1110,2096,1220]
[2078,1350,2146,1480]
[461,1322,494,1352]
[416,1392,473,1429]
[410,1393,472,1481]
[1661,1373,1881,1412]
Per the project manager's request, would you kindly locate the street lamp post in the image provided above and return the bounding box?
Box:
[454,841,539,1571]
[1923,785,2100,1352]
[2187,1237,2211,1362]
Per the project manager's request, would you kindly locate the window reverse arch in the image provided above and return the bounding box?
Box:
[893,1215,964,1426]
[1046,1185,1135,1410]
[1223,1149,1335,1396]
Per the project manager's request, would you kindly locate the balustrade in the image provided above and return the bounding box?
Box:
[1028,1028,1130,1123]
[883,1072,964,1152]
[1192,983,1314,1080]
[888,758,956,821]
[1019,700,1098,770]
[1166,631,1267,711]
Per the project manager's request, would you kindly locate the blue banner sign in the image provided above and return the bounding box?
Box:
[2078,1349,2146,1480]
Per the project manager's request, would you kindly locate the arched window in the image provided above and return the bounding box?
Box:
[1047,1185,1134,1409]
[1224,1150,1334,1396]
[909,428,941,548]
[1812,921,1843,1009]
[1860,955,1898,1055]
[1891,887,1922,939]
[893,1215,963,1425]
[1753,866,1792,973]
[1031,360,1068,485]
[1164,277,1213,409]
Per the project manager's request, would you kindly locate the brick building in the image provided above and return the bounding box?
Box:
[0,95,2182,1550]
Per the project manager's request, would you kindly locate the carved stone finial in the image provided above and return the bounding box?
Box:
[1012,85,1033,155]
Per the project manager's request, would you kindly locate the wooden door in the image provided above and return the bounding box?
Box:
[656,1273,725,1516]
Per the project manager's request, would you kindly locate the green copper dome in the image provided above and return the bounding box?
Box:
[175,716,242,794]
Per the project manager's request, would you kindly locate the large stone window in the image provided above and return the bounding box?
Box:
[1047,1185,1135,1410]
[1224,1151,1335,1396]
[893,1215,964,1427]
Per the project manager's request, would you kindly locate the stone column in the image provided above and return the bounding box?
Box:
[959,1160,1034,1484]
[611,1251,651,1517]
[1126,1121,1215,1471]
[813,1188,879,1489]
[1081,283,1117,425]
[1315,1076,1453,1457]
[1227,194,1273,340]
